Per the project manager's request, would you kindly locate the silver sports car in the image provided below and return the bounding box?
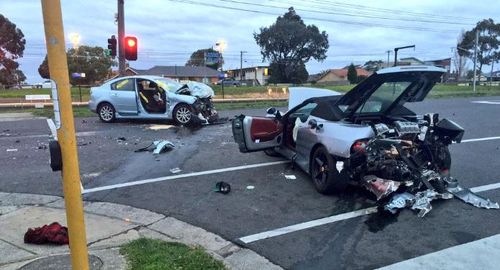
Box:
[89,75,218,125]
[232,66,465,196]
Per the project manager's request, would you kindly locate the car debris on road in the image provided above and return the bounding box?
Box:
[214,181,231,194]
[134,140,175,155]
[232,66,499,217]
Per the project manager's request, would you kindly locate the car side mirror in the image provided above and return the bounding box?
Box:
[266,107,277,115]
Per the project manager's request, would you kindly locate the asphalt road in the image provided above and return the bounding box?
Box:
[1,97,500,269]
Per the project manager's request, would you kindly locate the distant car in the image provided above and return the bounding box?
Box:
[233,66,463,196]
[216,79,241,86]
[34,80,52,89]
[89,75,218,125]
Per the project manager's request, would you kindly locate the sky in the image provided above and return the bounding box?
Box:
[1,0,499,83]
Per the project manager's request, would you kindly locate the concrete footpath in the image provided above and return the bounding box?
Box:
[0,192,281,270]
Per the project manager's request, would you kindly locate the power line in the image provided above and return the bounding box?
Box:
[167,0,458,33]
[216,0,472,26]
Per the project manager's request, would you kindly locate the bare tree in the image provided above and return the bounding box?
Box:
[453,30,467,80]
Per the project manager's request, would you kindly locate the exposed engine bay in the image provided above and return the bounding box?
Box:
[348,113,499,217]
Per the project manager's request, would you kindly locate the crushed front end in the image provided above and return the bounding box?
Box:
[347,113,499,217]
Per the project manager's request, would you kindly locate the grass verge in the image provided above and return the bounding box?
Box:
[120,238,226,270]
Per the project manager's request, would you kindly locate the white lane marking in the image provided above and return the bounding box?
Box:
[461,136,500,143]
[82,160,289,194]
[239,181,500,244]
[46,119,57,139]
[239,207,378,244]
[471,182,500,193]
[471,101,500,105]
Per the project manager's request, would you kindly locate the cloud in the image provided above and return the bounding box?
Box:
[1,0,498,82]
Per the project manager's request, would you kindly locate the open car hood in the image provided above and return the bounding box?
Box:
[176,81,214,98]
[338,66,445,118]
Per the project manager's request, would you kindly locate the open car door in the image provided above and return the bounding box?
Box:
[232,115,284,152]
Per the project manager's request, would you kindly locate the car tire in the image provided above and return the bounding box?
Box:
[97,102,116,123]
[310,146,348,194]
[173,103,193,125]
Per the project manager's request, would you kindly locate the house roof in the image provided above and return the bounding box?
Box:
[128,66,221,77]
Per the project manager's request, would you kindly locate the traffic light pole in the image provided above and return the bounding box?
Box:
[118,0,126,76]
[41,0,89,269]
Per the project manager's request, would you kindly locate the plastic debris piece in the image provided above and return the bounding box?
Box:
[284,174,297,180]
[148,124,174,130]
[214,181,231,194]
[384,192,415,214]
[6,149,18,152]
[246,185,255,190]
[170,167,182,174]
[153,140,175,155]
[411,190,438,217]
[448,185,500,209]
[363,175,401,200]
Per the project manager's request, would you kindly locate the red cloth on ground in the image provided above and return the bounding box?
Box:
[24,222,69,245]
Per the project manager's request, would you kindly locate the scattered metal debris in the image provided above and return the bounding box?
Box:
[6,149,18,152]
[135,140,175,154]
[214,181,231,194]
[246,185,255,190]
[384,192,415,214]
[363,175,401,201]
[445,177,499,209]
[170,167,182,174]
[147,124,174,131]
[284,174,296,180]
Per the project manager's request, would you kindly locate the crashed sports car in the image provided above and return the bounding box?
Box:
[89,75,218,125]
[233,66,498,216]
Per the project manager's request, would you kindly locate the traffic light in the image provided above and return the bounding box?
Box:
[107,35,117,58]
[124,36,137,61]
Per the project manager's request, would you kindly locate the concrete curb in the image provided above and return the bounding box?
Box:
[0,192,282,270]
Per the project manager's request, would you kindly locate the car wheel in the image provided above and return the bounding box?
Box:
[311,146,348,194]
[98,102,115,123]
[173,104,193,125]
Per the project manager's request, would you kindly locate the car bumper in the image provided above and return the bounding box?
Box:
[88,99,97,113]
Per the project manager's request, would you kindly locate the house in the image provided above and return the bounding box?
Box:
[126,66,222,84]
[226,66,270,86]
[308,68,372,85]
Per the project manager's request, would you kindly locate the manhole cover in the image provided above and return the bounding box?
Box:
[20,254,103,270]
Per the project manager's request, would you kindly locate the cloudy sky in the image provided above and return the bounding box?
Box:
[1,0,499,83]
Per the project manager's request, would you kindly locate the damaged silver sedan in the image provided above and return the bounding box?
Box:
[89,75,218,125]
[232,66,498,216]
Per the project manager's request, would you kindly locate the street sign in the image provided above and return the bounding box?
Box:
[205,51,221,65]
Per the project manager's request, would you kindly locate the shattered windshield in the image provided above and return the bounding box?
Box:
[154,78,182,93]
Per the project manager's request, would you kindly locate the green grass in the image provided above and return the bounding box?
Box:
[120,238,226,270]
[0,106,94,118]
[0,87,90,101]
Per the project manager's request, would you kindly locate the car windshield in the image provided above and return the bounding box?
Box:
[154,78,182,92]
[356,81,412,113]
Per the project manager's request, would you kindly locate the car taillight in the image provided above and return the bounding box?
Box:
[351,140,368,154]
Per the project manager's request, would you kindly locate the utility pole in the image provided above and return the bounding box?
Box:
[386,50,391,67]
[118,0,125,76]
[473,30,479,92]
[41,1,89,269]
[394,45,415,66]
[240,51,247,81]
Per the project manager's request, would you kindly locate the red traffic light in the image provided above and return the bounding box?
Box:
[124,36,137,61]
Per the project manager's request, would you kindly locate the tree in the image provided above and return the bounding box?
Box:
[363,60,383,72]
[38,45,114,85]
[347,63,357,84]
[254,7,328,83]
[457,18,500,79]
[185,48,222,70]
[0,14,26,87]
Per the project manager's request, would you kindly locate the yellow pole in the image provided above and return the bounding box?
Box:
[41,1,89,269]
